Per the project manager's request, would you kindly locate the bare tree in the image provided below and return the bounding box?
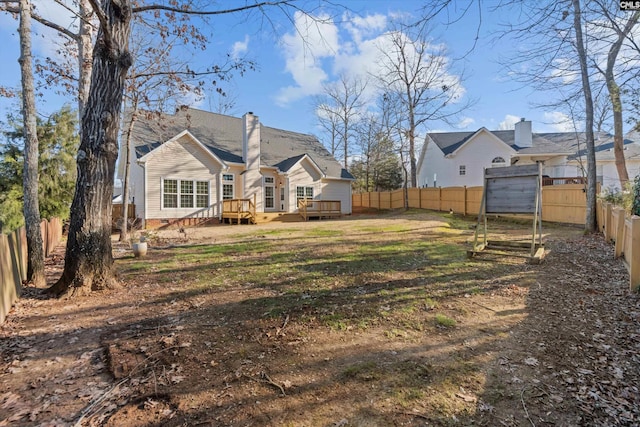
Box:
[1,0,95,120]
[376,21,469,187]
[494,0,604,232]
[315,98,341,159]
[572,0,598,232]
[314,74,368,168]
[590,2,639,188]
[17,0,45,286]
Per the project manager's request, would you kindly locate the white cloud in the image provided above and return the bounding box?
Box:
[498,114,522,130]
[549,58,578,85]
[457,117,475,129]
[274,10,466,110]
[275,11,339,105]
[231,35,250,60]
[343,12,387,45]
[543,111,575,132]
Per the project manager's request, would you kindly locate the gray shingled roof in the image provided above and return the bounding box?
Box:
[568,131,640,161]
[128,107,353,180]
[428,128,613,156]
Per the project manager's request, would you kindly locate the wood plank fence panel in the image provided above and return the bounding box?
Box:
[0,234,18,325]
[441,187,466,214]
[391,189,404,209]
[1,218,62,325]
[420,188,441,210]
[407,188,420,208]
[542,184,586,225]
[466,187,483,217]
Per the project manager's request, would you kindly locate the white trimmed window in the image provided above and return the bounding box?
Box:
[491,157,506,167]
[181,181,194,208]
[163,179,178,208]
[222,173,234,200]
[459,165,466,176]
[296,186,314,205]
[264,176,275,209]
[162,178,209,209]
[196,181,209,208]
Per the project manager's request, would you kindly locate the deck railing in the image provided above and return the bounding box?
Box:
[222,195,257,224]
[298,199,342,221]
[542,177,586,186]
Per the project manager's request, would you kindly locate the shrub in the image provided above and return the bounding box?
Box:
[632,175,640,216]
[599,182,637,215]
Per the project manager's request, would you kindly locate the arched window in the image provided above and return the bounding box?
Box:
[491,156,506,167]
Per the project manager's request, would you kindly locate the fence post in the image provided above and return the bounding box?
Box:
[463,186,467,216]
[605,203,614,242]
[438,187,442,212]
[613,207,625,258]
[630,216,640,292]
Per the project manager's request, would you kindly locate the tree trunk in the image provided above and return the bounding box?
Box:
[19,0,46,287]
[605,11,638,189]
[573,0,597,233]
[119,106,137,242]
[77,0,95,121]
[49,0,132,297]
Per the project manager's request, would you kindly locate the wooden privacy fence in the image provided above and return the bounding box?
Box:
[598,201,640,291]
[112,203,136,220]
[353,185,589,225]
[1,218,63,324]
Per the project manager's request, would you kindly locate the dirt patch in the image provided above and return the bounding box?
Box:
[1,211,638,426]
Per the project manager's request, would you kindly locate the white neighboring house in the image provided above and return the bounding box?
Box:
[116,107,354,228]
[566,130,640,192]
[417,118,640,190]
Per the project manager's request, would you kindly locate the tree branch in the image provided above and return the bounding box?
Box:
[132,1,294,15]
[86,0,112,48]
[0,3,79,40]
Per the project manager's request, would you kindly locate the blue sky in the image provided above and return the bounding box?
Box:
[0,1,606,142]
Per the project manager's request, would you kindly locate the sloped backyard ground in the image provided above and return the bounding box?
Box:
[1,210,638,426]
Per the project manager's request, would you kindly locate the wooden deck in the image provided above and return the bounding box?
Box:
[221,198,343,224]
[298,199,342,221]
[221,198,256,224]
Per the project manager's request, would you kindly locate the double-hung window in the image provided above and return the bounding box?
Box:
[163,178,209,209]
[181,181,194,208]
[163,179,178,208]
[196,181,209,208]
[459,165,466,176]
